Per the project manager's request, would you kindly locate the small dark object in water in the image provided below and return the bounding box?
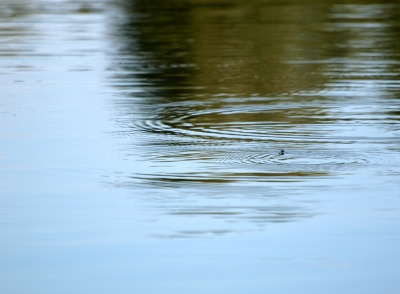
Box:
[279,149,284,155]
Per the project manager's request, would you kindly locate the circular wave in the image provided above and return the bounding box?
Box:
[207,149,369,172]
[145,147,369,173]
[134,105,336,143]
[131,105,370,172]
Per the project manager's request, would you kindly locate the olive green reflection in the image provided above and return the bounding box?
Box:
[110,0,400,100]
[111,0,328,98]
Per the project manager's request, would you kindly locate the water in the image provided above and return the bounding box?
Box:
[1,0,400,293]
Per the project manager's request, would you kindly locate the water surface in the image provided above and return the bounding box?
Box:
[1,0,400,293]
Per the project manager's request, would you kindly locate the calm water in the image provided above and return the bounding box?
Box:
[1,0,400,293]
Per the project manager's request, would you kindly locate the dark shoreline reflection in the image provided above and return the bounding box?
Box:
[108,0,334,99]
[106,0,400,234]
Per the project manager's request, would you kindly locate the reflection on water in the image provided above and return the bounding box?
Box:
[107,0,400,233]
[151,204,316,239]
[1,0,400,293]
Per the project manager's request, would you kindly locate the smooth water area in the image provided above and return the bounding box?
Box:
[1,0,400,293]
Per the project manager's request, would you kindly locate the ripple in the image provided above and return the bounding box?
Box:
[148,204,316,239]
[210,149,369,166]
[132,104,383,149]
[127,101,375,174]
[143,146,369,174]
[127,171,327,188]
[133,105,334,143]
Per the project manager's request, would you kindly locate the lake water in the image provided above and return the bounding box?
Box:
[1,0,400,293]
